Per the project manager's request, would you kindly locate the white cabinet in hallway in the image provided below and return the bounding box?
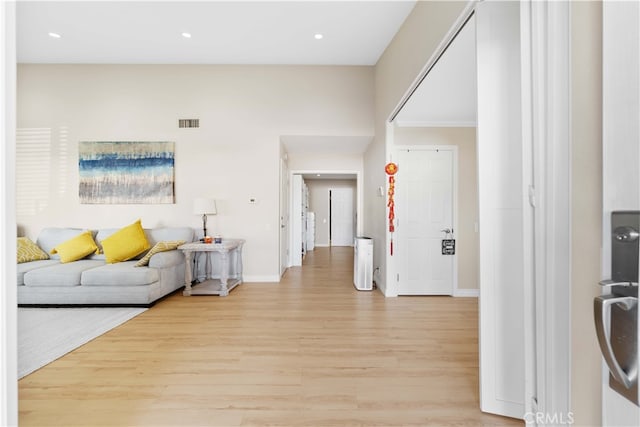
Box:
[306,212,315,251]
[290,174,308,266]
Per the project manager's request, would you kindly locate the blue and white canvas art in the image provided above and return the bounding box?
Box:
[79,141,175,204]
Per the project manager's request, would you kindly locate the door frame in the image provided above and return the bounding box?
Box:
[392,145,459,297]
[523,0,572,420]
[1,1,18,424]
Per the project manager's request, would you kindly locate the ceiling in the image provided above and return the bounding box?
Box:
[15,1,476,158]
[17,1,416,65]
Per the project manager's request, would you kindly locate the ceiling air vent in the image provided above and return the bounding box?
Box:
[179,119,200,128]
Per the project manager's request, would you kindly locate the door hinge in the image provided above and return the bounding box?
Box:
[528,185,537,208]
[397,273,400,282]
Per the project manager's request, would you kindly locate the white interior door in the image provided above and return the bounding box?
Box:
[602,1,640,424]
[395,147,455,295]
[477,0,526,419]
[330,188,354,246]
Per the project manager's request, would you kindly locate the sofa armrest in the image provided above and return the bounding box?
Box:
[148,250,185,269]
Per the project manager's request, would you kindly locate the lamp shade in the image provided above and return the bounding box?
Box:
[193,198,217,215]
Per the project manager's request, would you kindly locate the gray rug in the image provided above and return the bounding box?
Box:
[18,307,147,379]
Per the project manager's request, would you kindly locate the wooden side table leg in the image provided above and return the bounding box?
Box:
[206,252,213,280]
[196,252,206,282]
[237,245,244,284]
[183,251,194,296]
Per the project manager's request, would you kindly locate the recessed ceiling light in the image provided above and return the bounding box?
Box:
[48,32,61,39]
[316,174,321,177]
[314,33,323,40]
[181,32,192,39]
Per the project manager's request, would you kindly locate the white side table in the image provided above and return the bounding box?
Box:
[178,239,245,296]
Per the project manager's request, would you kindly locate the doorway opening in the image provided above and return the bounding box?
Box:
[390,9,477,298]
[287,171,361,269]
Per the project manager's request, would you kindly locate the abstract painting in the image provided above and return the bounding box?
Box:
[79,141,175,204]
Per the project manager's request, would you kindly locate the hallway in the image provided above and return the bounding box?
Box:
[19,247,522,426]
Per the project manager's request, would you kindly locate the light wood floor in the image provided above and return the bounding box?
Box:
[19,247,522,426]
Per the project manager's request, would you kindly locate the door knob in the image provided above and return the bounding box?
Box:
[441,228,452,234]
[614,226,640,242]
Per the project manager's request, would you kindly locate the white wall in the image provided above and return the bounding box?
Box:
[306,179,357,247]
[287,152,363,172]
[17,64,374,281]
[393,126,478,290]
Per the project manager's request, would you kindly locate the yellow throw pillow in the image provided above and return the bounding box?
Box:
[134,240,186,267]
[17,237,50,263]
[50,231,99,263]
[101,219,151,264]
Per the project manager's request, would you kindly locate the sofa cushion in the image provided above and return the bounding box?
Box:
[51,230,100,263]
[17,237,49,263]
[36,228,87,260]
[23,260,105,287]
[148,250,186,269]
[17,260,60,285]
[80,261,159,286]
[101,219,151,263]
[145,227,194,246]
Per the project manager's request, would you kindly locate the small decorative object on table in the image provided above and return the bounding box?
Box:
[203,236,213,244]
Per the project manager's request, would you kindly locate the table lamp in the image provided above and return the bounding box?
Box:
[193,198,217,238]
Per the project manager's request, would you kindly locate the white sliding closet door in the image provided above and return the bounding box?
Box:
[477,0,527,419]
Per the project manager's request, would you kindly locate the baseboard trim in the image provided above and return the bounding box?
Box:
[453,288,479,297]
[243,275,280,283]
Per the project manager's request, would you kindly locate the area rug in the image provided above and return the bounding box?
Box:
[18,307,147,379]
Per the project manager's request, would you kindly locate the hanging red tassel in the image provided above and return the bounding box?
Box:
[385,163,398,255]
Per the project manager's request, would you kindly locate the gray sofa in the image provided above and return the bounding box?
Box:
[18,226,194,307]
